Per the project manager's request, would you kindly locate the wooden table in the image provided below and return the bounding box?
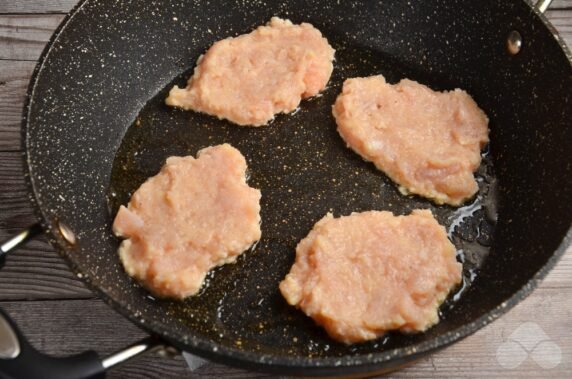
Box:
[0,1,570,377]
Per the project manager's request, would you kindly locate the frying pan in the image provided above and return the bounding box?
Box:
[0,0,571,377]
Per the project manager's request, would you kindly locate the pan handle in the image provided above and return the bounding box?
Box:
[535,0,553,13]
[0,224,43,267]
[0,227,182,377]
[0,307,171,379]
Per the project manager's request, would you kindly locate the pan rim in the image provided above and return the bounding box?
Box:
[20,0,572,375]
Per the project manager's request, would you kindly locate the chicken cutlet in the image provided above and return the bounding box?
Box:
[166,17,335,126]
[280,210,461,344]
[333,75,489,206]
[113,144,261,299]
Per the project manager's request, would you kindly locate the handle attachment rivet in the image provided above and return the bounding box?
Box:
[507,30,522,55]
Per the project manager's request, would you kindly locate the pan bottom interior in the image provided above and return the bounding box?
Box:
[107,40,497,358]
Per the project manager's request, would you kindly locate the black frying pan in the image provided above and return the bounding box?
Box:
[1,0,571,377]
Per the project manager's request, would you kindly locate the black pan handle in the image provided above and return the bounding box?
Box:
[0,307,170,379]
[0,227,174,378]
[0,307,103,379]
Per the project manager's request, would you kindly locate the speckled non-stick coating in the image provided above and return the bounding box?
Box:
[22,0,572,376]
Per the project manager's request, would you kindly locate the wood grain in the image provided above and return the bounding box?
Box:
[546,10,572,41]
[0,60,34,151]
[0,153,93,300]
[0,14,63,60]
[0,151,37,225]
[2,285,570,379]
[2,300,194,379]
[0,234,92,300]
[0,0,76,14]
[551,0,572,9]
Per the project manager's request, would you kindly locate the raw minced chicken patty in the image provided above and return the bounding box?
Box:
[333,75,489,206]
[112,144,261,299]
[166,17,335,126]
[280,210,462,344]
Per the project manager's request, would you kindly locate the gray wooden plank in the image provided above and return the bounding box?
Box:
[0,151,37,227]
[0,60,34,151]
[0,151,92,300]
[0,0,77,14]
[394,287,572,378]
[2,285,570,378]
[0,236,93,299]
[546,10,572,43]
[0,14,64,61]
[552,0,572,9]
[1,299,279,379]
[2,299,193,379]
